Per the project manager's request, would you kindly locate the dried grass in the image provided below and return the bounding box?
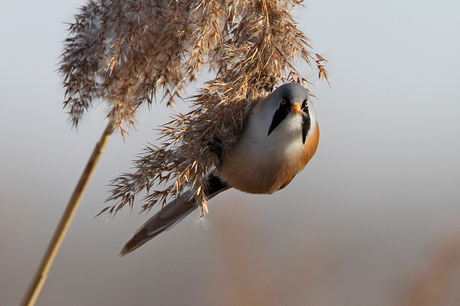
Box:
[60,0,329,217]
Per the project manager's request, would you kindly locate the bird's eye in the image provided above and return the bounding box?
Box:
[301,99,308,110]
[280,98,287,105]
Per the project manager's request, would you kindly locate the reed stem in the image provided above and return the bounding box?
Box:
[21,121,114,306]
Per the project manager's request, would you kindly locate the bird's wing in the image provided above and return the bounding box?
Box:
[120,173,230,255]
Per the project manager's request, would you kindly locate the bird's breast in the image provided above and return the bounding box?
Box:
[219,122,319,194]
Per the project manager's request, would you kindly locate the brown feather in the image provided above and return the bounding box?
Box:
[298,121,320,169]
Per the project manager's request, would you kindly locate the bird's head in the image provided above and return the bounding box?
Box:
[265,83,316,144]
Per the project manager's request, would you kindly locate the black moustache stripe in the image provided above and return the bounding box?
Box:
[268,108,311,145]
[301,112,311,144]
[267,108,289,136]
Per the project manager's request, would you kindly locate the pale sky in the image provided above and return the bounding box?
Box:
[1,1,460,305]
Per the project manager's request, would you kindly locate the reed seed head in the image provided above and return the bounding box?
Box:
[60,0,329,216]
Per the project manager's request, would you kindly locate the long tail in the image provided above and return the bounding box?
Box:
[120,173,229,256]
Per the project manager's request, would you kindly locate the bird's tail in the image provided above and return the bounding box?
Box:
[120,190,198,255]
[120,173,229,256]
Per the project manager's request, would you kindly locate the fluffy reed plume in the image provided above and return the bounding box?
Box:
[60,0,327,130]
[65,0,330,217]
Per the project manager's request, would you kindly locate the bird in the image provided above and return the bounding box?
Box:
[120,82,319,255]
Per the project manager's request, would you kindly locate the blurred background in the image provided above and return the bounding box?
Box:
[2,1,460,305]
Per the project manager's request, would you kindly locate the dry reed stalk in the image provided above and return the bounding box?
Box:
[21,121,113,306]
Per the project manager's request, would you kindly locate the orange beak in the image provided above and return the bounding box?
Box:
[290,104,301,114]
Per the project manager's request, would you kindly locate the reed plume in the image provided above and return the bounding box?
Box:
[69,0,330,217]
